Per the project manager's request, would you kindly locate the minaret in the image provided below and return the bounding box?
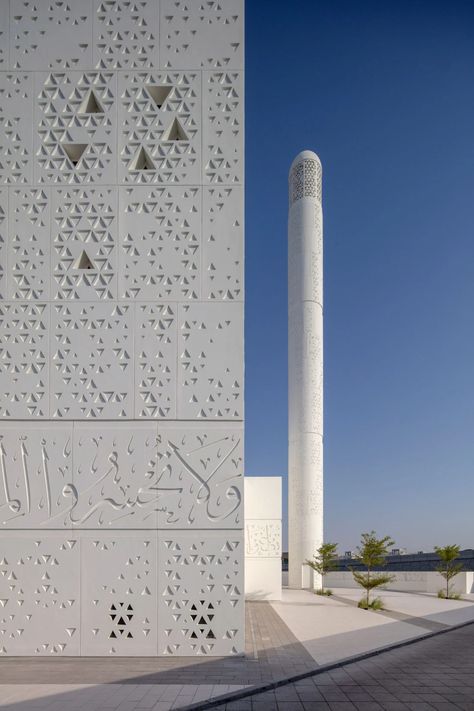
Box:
[288,150,324,589]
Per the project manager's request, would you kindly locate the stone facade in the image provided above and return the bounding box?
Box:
[0,0,244,657]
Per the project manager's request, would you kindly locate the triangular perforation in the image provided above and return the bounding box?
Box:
[73,250,95,270]
[79,90,104,114]
[62,143,88,165]
[162,117,188,141]
[146,85,172,108]
[129,146,155,171]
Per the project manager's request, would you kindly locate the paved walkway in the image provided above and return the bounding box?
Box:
[210,620,474,710]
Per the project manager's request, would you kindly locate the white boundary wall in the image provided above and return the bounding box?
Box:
[245,477,282,600]
[325,571,474,595]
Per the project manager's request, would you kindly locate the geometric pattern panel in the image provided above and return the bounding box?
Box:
[203,187,243,300]
[0,1,8,69]
[94,0,158,70]
[160,0,243,70]
[157,532,243,656]
[0,189,6,298]
[0,303,49,419]
[156,423,243,528]
[10,0,93,70]
[72,424,159,528]
[0,534,80,655]
[118,71,200,184]
[178,303,243,419]
[51,303,133,419]
[81,534,157,655]
[135,303,176,418]
[0,72,33,184]
[245,521,281,558]
[203,72,243,184]
[35,71,116,184]
[52,187,117,300]
[0,424,72,528]
[9,188,50,299]
[119,186,200,300]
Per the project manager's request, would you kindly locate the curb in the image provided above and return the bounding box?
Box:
[178,616,474,710]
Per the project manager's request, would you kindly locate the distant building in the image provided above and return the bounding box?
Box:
[335,549,474,572]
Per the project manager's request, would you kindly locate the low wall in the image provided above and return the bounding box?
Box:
[244,477,282,600]
[325,570,474,595]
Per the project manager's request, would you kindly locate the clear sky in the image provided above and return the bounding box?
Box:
[244,0,474,552]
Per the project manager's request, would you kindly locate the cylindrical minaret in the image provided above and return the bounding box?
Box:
[288,150,323,589]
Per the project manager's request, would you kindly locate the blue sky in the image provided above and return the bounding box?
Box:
[244,0,474,552]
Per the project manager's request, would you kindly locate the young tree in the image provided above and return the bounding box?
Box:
[306,542,338,594]
[434,545,463,599]
[352,531,395,609]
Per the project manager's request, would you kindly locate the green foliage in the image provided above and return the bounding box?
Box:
[434,545,464,599]
[437,589,462,600]
[358,597,384,610]
[315,588,333,596]
[306,542,338,593]
[351,531,395,608]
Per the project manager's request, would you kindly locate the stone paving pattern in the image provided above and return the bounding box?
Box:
[210,622,474,710]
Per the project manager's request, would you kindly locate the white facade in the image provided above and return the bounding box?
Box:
[245,477,282,601]
[288,151,323,589]
[0,0,244,657]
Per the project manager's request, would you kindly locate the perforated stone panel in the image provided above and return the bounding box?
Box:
[11,0,93,70]
[203,187,243,300]
[52,187,117,300]
[0,1,9,68]
[0,534,80,655]
[35,70,117,185]
[0,189,6,298]
[0,72,33,184]
[9,188,50,300]
[119,186,200,300]
[94,0,159,69]
[178,302,243,419]
[0,303,49,419]
[51,302,133,419]
[118,70,200,184]
[203,71,243,184]
[160,0,243,70]
[157,532,244,656]
[81,533,157,655]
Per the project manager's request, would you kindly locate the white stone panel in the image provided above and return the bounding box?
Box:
[160,0,243,70]
[0,72,33,184]
[0,534,80,655]
[93,0,158,69]
[10,0,93,70]
[0,189,6,298]
[156,423,243,528]
[157,532,244,656]
[203,187,243,300]
[0,424,73,529]
[135,303,177,419]
[118,70,200,184]
[51,302,133,419]
[178,302,243,419]
[72,423,159,529]
[245,521,281,558]
[9,188,50,300]
[119,186,200,300]
[244,477,282,520]
[35,71,117,185]
[245,559,282,602]
[0,303,49,419]
[52,187,118,300]
[81,533,157,655]
[203,71,243,185]
[0,1,9,68]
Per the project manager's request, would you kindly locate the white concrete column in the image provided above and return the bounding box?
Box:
[288,151,324,589]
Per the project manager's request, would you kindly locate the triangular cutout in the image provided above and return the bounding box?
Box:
[162,117,188,141]
[73,250,95,270]
[79,90,104,114]
[62,143,87,165]
[146,85,172,108]
[129,146,155,171]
